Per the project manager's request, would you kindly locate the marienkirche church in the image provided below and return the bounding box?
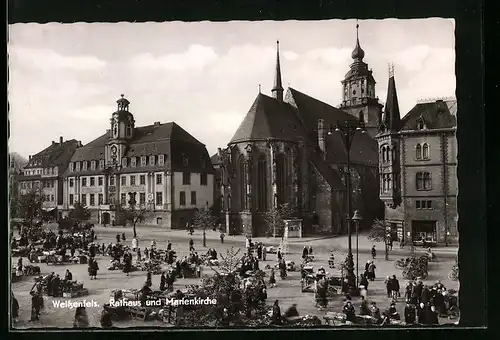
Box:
[214,26,386,237]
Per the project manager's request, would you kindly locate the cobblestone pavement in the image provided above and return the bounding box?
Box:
[11,224,459,329]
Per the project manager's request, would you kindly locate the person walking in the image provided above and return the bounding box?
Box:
[367,261,376,281]
[189,239,195,252]
[269,268,276,288]
[220,232,225,244]
[89,258,99,280]
[262,246,267,261]
[371,245,376,259]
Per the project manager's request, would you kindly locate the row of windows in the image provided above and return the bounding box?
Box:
[381,173,398,192]
[415,143,430,160]
[70,190,199,208]
[67,173,207,187]
[416,200,433,209]
[381,172,432,192]
[69,154,167,172]
[69,193,104,206]
[42,194,55,202]
[20,181,55,189]
[24,167,58,176]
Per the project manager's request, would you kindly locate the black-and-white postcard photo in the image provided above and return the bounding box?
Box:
[7,16,478,331]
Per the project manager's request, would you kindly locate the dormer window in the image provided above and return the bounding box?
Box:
[44,168,48,175]
[54,167,58,175]
[122,158,128,167]
[91,161,96,170]
[149,155,156,166]
[141,156,147,166]
[83,161,88,171]
[99,159,105,169]
[131,157,137,167]
[417,118,425,130]
[158,154,165,166]
[76,162,81,171]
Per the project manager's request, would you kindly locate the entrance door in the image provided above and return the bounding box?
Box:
[411,220,437,245]
[102,212,110,225]
[156,217,163,225]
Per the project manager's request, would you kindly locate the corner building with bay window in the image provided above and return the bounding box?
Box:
[375,71,457,246]
[61,95,215,228]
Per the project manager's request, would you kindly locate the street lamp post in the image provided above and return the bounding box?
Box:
[351,210,363,288]
[331,118,365,295]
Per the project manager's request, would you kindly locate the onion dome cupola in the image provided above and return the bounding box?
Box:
[351,23,365,61]
[110,94,135,140]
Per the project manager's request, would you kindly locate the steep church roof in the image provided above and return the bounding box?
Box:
[229,93,307,143]
[287,88,378,166]
[400,99,457,131]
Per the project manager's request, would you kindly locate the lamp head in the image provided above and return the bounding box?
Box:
[352,210,363,221]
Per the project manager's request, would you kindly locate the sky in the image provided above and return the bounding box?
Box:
[8,19,455,158]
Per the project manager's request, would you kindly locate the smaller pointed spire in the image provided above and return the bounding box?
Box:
[272,40,284,102]
[384,64,401,131]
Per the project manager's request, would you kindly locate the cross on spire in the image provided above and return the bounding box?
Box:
[258,84,261,93]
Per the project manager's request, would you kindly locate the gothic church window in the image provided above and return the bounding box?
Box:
[257,155,268,211]
[238,156,247,210]
[276,153,286,206]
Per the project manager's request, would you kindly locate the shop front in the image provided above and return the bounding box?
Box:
[411,220,437,246]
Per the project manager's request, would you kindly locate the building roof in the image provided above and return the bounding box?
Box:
[25,140,79,169]
[229,93,307,143]
[210,153,220,165]
[400,99,457,131]
[287,88,378,166]
[69,122,214,174]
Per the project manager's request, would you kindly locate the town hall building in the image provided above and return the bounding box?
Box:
[61,96,215,228]
[214,29,384,237]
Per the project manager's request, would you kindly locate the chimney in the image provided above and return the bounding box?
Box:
[60,136,63,144]
[52,141,56,145]
[318,119,326,158]
[29,155,31,161]
[154,121,161,127]
[78,141,83,147]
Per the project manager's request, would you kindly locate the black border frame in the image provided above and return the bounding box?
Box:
[5,0,490,339]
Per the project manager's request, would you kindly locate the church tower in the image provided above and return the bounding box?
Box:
[340,22,383,138]
[106,94,135,167]
[376,65,402,208]
[271,40,284,102]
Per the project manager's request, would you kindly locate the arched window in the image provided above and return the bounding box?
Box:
[381,146,386,162]
[422,143,429,160]
[385,147,390,162]
[417,119,425,130]
[257,155,268,211]
[238,156,247,210]
[276,154,286,206]
[126,124,132,136]
[416,144,422,160]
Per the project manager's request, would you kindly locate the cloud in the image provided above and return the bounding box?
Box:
[303,47,353,65]
[128,44,218,72]
[8,46,107,70]
[283,51,298,61]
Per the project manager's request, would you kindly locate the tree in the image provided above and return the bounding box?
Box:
[263,203,295,237]
[115,195,148,238]
[16,186,43,226]
[368,219,390,260]
[193,206,217,247]
[68,201,91,226]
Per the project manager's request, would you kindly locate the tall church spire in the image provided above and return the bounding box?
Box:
[351,21,365,61]
[272,40,284,102]
[383,64,401,131]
